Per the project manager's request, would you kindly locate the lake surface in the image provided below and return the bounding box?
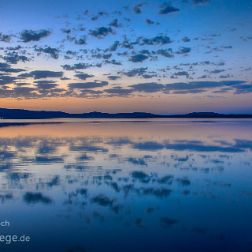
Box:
[0,119,252,252]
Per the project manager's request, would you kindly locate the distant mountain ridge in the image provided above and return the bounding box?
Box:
[0,108,252,119]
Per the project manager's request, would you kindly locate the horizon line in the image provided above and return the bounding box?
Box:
[1,107,252,116]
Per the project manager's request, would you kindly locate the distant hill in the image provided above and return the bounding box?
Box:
[0,108,252,119]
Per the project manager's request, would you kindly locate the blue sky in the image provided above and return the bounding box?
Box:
[0,0,252,113]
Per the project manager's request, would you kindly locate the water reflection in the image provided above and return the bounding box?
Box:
[0,120,252,252]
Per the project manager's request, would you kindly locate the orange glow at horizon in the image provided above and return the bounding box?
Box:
[1,92,252,114]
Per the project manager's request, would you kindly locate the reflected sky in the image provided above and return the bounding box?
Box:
[0,120,252,252]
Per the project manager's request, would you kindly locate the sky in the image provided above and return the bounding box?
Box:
[0,0,252,114]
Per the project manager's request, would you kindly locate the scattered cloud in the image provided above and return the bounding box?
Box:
[0,32,11,42]
[0,75,16,85]
[159,3,180,14]
[75,72,94,80]
[0,63,25,73]
[130,82,164,92]
[176,47,191,55]
[62,63,101,70]
[28,70,63,79]
[129,54,149,62]
[133,3,144,14]
[68,81,108,89]
[34,80,58,89]
[89,27,113,38]
[20,29,51,42]
[3,52,30,64]
[35,46,60,59]
[138,35,172,45]
[192,0,210,5]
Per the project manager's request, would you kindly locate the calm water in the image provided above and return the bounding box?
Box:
[0,119,252,252]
